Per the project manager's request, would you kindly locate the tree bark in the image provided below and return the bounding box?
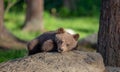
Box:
[0,0,26,49]
[97,0,120,67]
[23,0,44,32]
[0,0,4,30]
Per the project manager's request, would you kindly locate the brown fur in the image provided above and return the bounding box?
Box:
[27,28,79,55]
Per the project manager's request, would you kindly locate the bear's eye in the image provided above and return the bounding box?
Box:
[66,44,69,47]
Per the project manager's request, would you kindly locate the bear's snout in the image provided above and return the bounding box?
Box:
[58,48,63,52]
[58,47,68,52]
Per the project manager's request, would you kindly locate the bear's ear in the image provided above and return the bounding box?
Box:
[73,34,79,41]
[57,27,65,34]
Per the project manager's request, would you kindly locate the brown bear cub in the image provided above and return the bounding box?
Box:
[27,28,79,55]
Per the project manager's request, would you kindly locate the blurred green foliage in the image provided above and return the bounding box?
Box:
[76,0,101,16]
[4,0,26,13]
[45,0,101,17]
[59,7,71,17]
[4,0,101,17]
[0,49,27,63]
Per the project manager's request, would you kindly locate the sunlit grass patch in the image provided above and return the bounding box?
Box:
[44,16,99,38]
[4,12,99,40]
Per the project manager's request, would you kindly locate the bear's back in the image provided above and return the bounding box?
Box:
[36,31,56,43]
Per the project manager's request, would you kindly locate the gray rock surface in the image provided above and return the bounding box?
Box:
[77,33,97,51]
[106,66,120,72]
[79,33,98,45]
[0,51,105,72]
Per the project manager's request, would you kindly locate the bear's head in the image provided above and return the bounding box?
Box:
[55,28,79,52]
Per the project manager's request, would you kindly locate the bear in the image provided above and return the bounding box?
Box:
[27,28,79,55]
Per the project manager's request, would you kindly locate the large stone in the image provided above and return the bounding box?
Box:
[77,33,98,51]
[106,66,120,72]
[0,51,105,72]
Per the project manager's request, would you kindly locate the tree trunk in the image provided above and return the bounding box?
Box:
[97,0,120,67]
[0,0,4,30]
[0,0,26,49]
[23,0,44,32]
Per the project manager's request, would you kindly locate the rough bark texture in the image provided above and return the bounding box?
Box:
[97,0,120,66]
[23,0,44,32]
[0,51,105,72]
[0,0,26,49]
[0,0,4,34]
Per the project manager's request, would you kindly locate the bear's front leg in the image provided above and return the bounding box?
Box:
[27,39,39,55]
[42,39,54,52]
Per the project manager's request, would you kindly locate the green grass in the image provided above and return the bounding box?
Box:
[44,15,99,38]
[0,12,99,63]
[4,12,99,40]
[0,49,27,63]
